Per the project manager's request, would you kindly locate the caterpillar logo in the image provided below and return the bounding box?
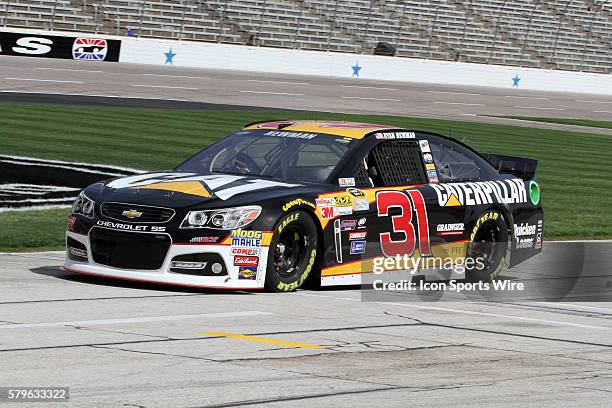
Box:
[431,179,527,207]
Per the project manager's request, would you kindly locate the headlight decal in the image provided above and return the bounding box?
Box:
[180,206,261,230]
[72,191,95,218]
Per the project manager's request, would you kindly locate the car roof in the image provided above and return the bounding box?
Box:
[242,120,398,139]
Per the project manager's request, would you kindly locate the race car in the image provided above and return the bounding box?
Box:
[64,120,543,291]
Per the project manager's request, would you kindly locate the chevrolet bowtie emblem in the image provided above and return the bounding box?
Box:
[122,209,143,219]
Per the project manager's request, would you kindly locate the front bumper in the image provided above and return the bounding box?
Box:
[64,230,268,289]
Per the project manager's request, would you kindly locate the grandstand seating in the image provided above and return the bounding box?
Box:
[1,0,610,73]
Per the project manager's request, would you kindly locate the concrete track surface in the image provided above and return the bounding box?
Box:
[2,250,612,407]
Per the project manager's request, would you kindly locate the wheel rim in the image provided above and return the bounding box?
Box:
[273,224,311,278]
[470,223,501,270]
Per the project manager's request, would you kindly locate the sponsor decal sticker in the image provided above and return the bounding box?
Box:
[422,153,433,163]
[427,170,438,178]
[425,163,436,170]
[431,179,528,207]
[190,236,220,244]
[352,198,369,211]
[349,231,367,240]
[357,217,367,229]
[338,177,356,187]
[419,140,431,153]
[350,240,366,255]
[436,223,465,236]
[320,206,335,219]
[233,255,259,267]
[238,266,257,280]
[334,196,352,207]
[316,197,336,207]
[231,247,260,256]
[346,188,365,197]
[340,219,357,231]
[535,219,543,249]
[516,237,534,249]
[514,223,536,237]
[230,229,262,247]
[429,176,439,184]
[335,206,353,216]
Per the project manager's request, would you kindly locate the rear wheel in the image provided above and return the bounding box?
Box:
[466,210,508,282]
[265,211,318,292]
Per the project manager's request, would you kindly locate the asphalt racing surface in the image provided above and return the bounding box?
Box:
[2,56,612,407]
[0,56,611,135]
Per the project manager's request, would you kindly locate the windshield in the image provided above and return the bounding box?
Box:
[176,129,355,183]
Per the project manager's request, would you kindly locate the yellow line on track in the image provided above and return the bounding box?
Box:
[200,331,325,349]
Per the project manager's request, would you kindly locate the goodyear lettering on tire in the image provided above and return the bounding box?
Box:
[277,248,317,291]
[469,211,499,242]
[277,213,300,234]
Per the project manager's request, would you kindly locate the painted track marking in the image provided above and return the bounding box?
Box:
[201,331,325,349]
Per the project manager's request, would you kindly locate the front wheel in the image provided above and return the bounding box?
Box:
[265,211,319,292]
[465,210,508,282]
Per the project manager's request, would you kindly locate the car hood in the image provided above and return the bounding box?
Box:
[97,171,310,208]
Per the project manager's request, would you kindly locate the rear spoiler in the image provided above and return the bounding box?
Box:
[482,153,538,180]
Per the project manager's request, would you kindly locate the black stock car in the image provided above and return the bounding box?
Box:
[65,120,543,291]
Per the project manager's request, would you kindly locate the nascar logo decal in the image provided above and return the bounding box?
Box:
[72,38,108,60]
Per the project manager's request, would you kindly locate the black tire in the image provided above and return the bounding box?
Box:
[465,210,508,282]
[265,211,319,292]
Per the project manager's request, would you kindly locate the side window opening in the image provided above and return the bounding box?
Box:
[430,142,481,182]
[355,141,427,187]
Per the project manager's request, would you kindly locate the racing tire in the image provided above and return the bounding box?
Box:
[465,210,508,282]
[265,211,319,292]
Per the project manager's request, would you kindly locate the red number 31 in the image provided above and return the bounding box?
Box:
[376,190,431,257]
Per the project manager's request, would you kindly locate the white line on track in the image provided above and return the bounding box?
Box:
[240,90,303,96]
[341,96,401,102]
[3,77,84,84]
[0,311,272,330]
[576,100,612,104]
[460,113,478,116]
[247,79,310,85]
[142,73,211,79]
[513,106,565,110]
[0,90,193,102]
[427,91,480,96]
[539,302,612,314]
[433,102,483,106]
[341,85,398,91]
[36,67,105,74]
[503,95,549,100]
[594,110,612,113]
[130,84,199,90]
[296,293,612,331]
